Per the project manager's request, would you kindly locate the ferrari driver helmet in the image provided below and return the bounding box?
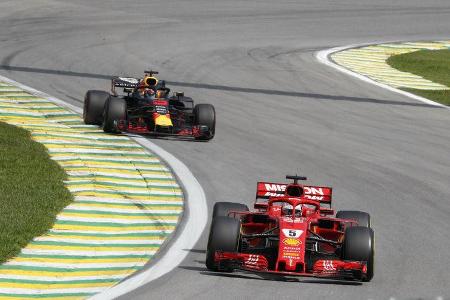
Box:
[282,203,302,217]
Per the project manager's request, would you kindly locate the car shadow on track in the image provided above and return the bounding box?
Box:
[178,265,362,286]
[0,65,441,108]
[126,133,203,143]
[184,248,207,254]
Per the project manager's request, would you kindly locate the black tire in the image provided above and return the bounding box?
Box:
[342,226,374,281]
[194,104,215,140]
[103,96,127,133]
[336,210,371,228]
[206,216,241,271]
[212,202,249,219]
[83,90,110,125]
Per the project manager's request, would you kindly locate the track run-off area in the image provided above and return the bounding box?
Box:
[1,1,450,299]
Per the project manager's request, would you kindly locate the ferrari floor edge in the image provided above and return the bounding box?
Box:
[315,42,449,109]
[0,74,208,299]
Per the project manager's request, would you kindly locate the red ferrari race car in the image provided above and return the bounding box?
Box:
[206,175,374,282]
[83,70,215,140]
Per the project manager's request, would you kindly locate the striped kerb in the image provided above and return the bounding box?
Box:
[0,84,184,299]
[331,41,450,90]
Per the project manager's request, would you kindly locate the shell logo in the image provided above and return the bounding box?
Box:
[283,238,301,246]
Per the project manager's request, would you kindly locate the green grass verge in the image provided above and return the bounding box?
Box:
[387,49,450,106]
[0,121,72,264]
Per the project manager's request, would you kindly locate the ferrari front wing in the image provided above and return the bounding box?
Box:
[214,251,368,281]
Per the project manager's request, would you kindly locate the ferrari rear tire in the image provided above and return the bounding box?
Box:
[336,210,371,227]
[342,226,374,281]
[206,216,240,272]
[103,96,127,133]
[83,90,110,125]
[212,202,249,219]
[194,104,215,140]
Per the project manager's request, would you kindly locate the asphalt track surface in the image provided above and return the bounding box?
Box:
[1,1,450,299]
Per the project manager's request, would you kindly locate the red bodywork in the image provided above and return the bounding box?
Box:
[212,181,368,280]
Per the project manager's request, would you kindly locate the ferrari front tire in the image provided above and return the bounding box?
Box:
[342,226,374,281]
[206,216,240,272]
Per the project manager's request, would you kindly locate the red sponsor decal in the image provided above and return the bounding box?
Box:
[303,186,332,202]
[153,99,168,106]
[264,183,286,192]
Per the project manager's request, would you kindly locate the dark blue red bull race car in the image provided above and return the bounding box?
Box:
[206,175,374,282]
[83,70,215,140]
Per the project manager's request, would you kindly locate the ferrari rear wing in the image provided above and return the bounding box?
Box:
[256,182,286,199]
[255,182,332,208]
